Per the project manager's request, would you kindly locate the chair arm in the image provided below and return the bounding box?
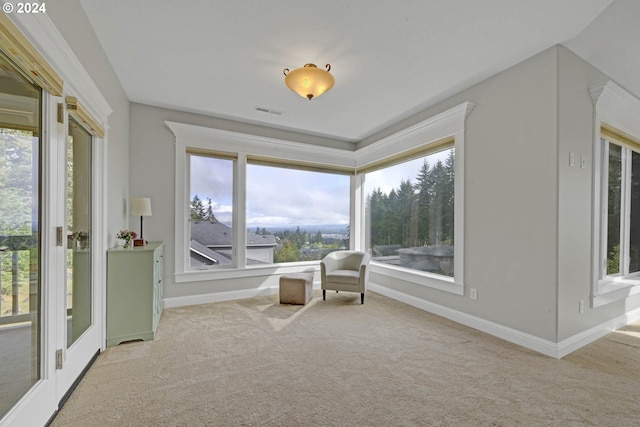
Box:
[358,252,371,288]
[321,254,339,273]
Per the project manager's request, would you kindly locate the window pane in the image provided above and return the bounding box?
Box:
[606,143,622,275]
[0,52,42,417]
[629,151,640,274]
[365,148,454,277]
[66,118,92,347]
[246,164,350,264]
[189,155,234,267]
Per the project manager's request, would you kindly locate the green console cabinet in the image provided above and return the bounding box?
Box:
[106,242,164,347]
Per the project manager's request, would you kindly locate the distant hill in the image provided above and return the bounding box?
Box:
[248,224,349,234]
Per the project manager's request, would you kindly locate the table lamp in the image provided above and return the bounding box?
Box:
[131,197,152,246]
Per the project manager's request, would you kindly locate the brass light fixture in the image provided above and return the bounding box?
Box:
[283,63,334,100]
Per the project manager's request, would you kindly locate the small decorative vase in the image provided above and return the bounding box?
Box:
[123,239,132,249]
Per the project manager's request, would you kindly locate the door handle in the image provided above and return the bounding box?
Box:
[56,226,63,247]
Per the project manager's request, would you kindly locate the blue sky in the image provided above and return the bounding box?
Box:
[190,148,451,228]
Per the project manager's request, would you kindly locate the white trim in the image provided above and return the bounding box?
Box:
[356,102,474,168]
[8,14,112,122]
[234,153,247,267]
[590,81,640,139]
[369,283,640,358]
[591,81,640,306]
[164,286,280,308]
[175,263,320,283]
[370,263,464,295]
[168,102,473,296]
[351,174,365,251]
[368,283,561,358]
[556,305,640,357]
[1,13,111,427]
[593,279,640,308]
[166,121,354,169]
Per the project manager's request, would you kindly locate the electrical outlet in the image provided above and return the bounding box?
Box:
[579,299,584,314]
[569,152,575,166]
[470,288,478,300]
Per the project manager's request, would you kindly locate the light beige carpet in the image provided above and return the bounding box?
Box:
[52,291,640,426]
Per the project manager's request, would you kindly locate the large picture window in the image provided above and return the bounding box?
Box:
[187,153,350,269]
[600,137,640,279]
[189,154,235,268]
[246,163,350,264]
[170,102,470,288]
[365,147,455,277]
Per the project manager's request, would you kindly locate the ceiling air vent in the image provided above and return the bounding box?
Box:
[254,105,283,116]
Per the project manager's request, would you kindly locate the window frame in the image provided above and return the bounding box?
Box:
[363,143,456,280]
[169,123,357,283]
[591,81,640,307]
[168,102,473,293]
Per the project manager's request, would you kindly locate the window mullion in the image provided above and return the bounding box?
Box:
[600,140,609,279]
[621,147,631,276]
[235,153,247,268]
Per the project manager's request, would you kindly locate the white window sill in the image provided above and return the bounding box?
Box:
[175,260,465,297]
[593,277,640,307]
[369,262,464,295]
[175,261,320,283]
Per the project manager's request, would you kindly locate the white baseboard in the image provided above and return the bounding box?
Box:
[164,286,279,308]
[368,283,562,358]
[369,283,640,359]
[164,281,640,359]
[163,282,321,308]
[556,306,640,357]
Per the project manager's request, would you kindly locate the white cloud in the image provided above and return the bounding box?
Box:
[190,149,451,228]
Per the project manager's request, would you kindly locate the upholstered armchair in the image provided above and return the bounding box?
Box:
[320,250,371,304]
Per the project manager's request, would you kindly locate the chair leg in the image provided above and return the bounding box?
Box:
[323,289,326,300]
[361,293,364,304]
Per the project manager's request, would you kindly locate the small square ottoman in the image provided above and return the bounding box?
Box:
[279,272,314,305]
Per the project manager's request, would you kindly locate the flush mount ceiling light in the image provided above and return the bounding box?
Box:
[283,63,334,100]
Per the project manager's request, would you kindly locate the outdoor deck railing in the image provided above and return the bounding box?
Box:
[0,234,36,325]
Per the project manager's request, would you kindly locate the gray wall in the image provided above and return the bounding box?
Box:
[47,0,131,247]
[556,45,640,339]
[39,1,640,353]
[78,31,638,346]
[129,103,347,299]
[129,46,562,340]
[366,47,561,341]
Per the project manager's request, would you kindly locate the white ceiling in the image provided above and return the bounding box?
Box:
[79,0,638,144]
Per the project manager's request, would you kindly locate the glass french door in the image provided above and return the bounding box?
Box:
[66,117,92,347]
[0,53,102,426]
[54,109,101,407]
[0,50,44,420]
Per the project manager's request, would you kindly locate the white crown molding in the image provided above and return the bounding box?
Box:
[166,101,475,172]
[8,13,112,122]
[166,121,356,169]
[590,80,640,139]
[356,102,475,168]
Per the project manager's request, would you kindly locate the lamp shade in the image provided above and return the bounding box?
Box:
[131,197,152,216]
[283,63,334,100]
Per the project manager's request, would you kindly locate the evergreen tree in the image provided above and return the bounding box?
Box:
[397,179,415,246]
[190,194,206,221]
[415,160,433,246]
[0,129,35,235]
[205,197,217,222]
[368,148,455,251]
